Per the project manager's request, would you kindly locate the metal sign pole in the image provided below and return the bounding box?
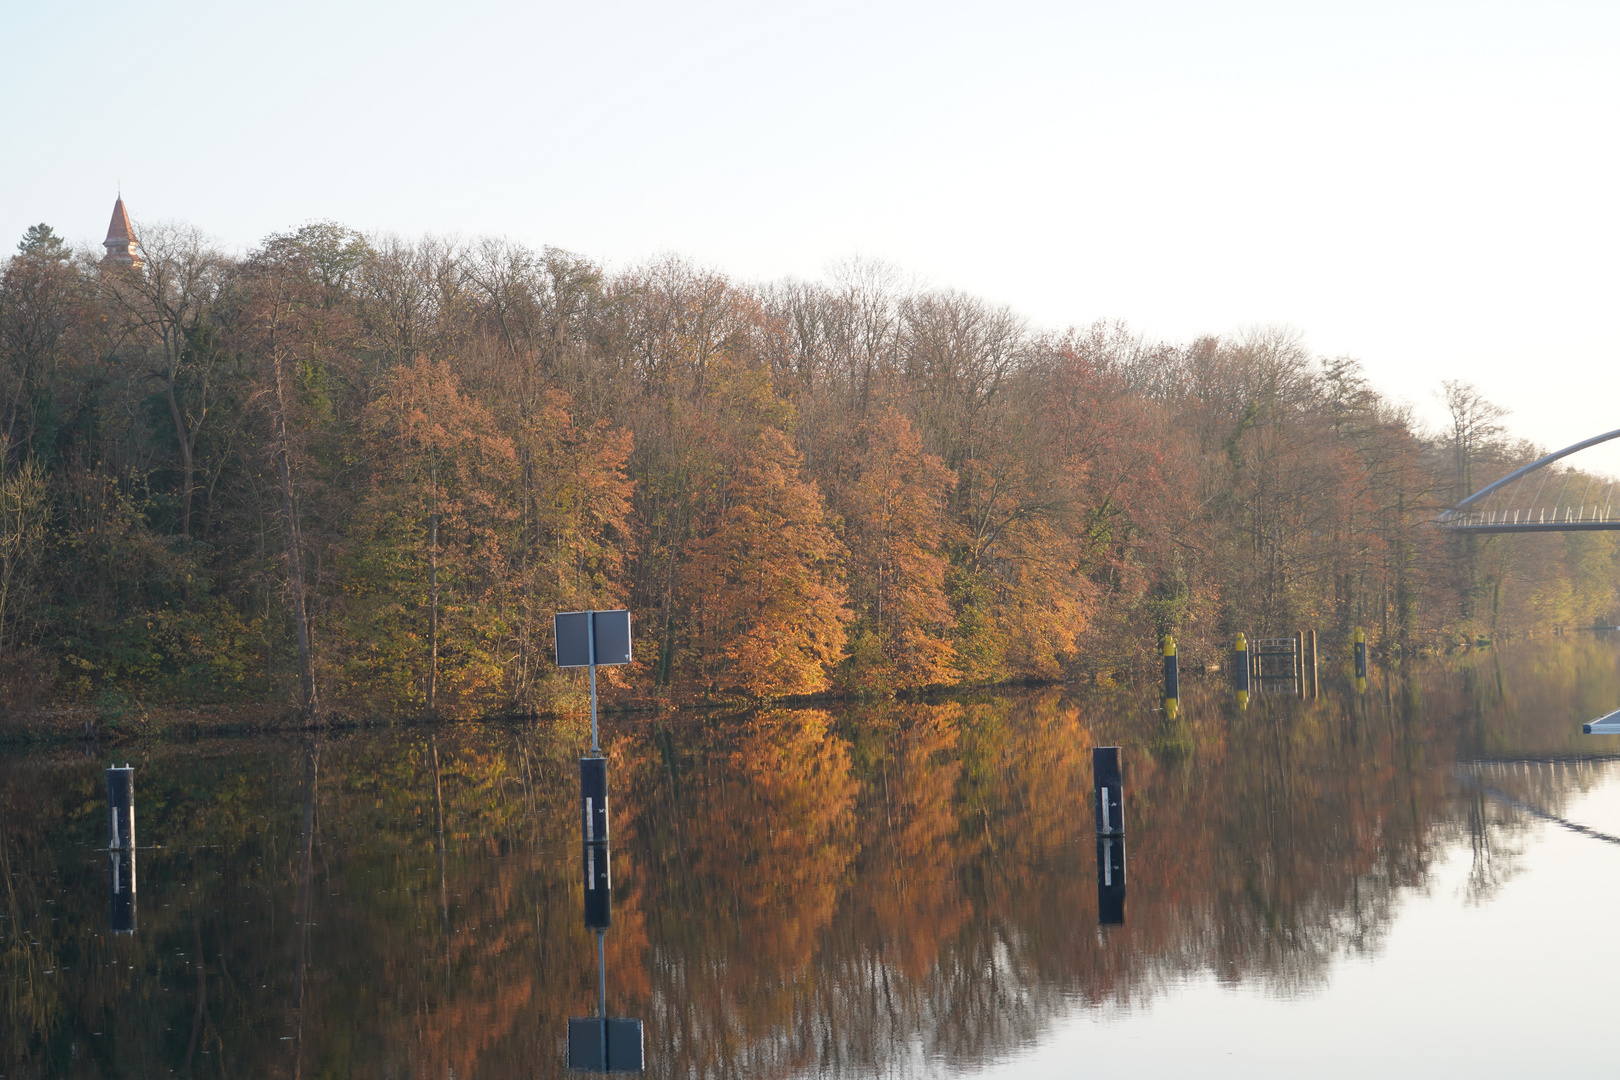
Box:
[588,610,599,754]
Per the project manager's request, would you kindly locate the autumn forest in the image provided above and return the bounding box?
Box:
[1,218,1615,721]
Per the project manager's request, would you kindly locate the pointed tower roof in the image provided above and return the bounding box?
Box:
[101,196,142,268]
[105,197,134,243]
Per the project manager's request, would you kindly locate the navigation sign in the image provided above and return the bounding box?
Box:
[555,610,632,667]
[555,609,633,755]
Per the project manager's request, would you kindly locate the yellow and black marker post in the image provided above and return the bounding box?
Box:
[1162,634,1179,720]
[1353,626,1367,694]
[1233,632,1250,709]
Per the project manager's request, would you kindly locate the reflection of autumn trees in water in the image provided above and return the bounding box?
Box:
[6,640,1620,1078]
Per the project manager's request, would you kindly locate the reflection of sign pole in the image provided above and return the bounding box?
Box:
[567,838,644,1071]
[555,610,633,755]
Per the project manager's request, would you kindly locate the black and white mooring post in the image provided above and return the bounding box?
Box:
[106,765,137,934]
[580,757,610,848]
[1162,635,1179,720]
[1232,632,1250,709]
[1093,746,1124,837]
[1095,836,1126,925]
[555,609,633,754]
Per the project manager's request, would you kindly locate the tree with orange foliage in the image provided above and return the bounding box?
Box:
[509,388,635,706]
[840,408,958,689]
[340,357,517,715]
[685,427,850,698]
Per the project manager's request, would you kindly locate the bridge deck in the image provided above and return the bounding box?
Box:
[1447,521,1620,534]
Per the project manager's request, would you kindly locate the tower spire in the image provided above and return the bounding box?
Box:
[102,195,142,269]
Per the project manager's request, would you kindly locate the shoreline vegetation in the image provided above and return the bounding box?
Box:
[1,219,1616,731]
[0,634,1535,747]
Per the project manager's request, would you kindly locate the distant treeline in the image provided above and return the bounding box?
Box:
[0,220,1613,718]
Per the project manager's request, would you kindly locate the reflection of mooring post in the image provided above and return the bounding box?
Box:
[1096,836,1126,925]
[569,755,644,1073]
[107,765,136,934]
[1354,626,1368,693]
[1093,746,1124,836]
[1162,635,1179,720]
[581,757,612,930]
[1232,633,1250,709]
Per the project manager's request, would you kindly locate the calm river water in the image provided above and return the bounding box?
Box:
[7,638,1620,1078]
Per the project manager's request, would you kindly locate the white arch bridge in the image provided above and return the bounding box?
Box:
[1438,427,1620,534]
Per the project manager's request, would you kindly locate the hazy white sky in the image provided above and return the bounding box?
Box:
[4,0,1616,471]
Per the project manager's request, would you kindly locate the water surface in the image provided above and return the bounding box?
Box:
[6,638,1620,1078]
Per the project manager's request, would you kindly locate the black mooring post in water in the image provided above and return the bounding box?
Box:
[1092,746,1123,836]
[1096,836,1126,925]
[106,765,136,933]
[580,757,609,845]
[107,765,134,850]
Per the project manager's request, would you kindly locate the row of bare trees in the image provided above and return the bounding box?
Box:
[0,220,1613,718]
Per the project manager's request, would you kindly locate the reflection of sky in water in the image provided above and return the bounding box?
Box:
[995,765,1620,1078]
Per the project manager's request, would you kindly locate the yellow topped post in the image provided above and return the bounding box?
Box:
[1233,632,1249,709]
[1162,634,1179,720]
[1353,625,1367,693]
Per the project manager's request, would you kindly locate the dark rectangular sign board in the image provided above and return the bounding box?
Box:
[555,610,633,668]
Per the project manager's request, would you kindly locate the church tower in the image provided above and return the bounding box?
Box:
[101,196,142,268]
